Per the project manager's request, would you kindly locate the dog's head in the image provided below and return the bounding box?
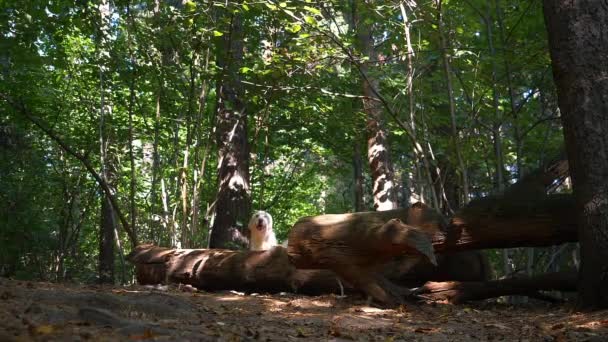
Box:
[248,210,273,233]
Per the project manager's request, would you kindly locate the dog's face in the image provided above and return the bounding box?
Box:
[248,211,273,233]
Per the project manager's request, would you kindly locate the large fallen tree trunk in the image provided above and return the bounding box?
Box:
[128,243,491,297]
[415,271,577,304]
[129,196,578,304]
[128,243,577,305]
[286,196,577,304]
[287,204,439,304]
[128,244,346,295]
[434,194,577,252]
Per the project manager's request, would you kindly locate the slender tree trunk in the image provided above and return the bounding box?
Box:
[97,0,114,284]
[99,196,115,283]
[483,2,511,279]
[400,2,421,208]
[543,0,608,309]
[190,48,211,244]
[149,89,162,244]
[180,150,189,247]
[149,0,164,246]
[127,3,137,241]
[494,0,535,278]
[494,0,524,180]
[346,1,366,213]
[354,0,398,211]
[400,2,440,211]
[436,0,469,204]
[209,7,251,248]
[353,141,365,212]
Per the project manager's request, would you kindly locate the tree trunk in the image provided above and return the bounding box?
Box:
[543,0,608,309]
[127,9,137,244]
[436,0,470,204]
[149,89,162,244]
[353,141,365,212]
[483,1,512,283]
[209,8,251,249]
[354,0,398,211]
[97,0,114,284]
[191,47,211,243]
[99,197,115,283]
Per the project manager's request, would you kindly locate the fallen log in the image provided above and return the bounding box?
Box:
[128,243,493,298]
[434,194,578,252]
[128,244,346,295]
[286,196,577,304]
[287,204,439,304]
[415,271,577,304]
[385,251,491,287]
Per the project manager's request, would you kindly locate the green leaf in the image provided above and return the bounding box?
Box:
[304,16,317,26]
[303,6,321,15]
[213,30,223,37]
[288,24,302,33]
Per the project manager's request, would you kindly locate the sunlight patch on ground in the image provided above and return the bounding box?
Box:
[215,295,246,302]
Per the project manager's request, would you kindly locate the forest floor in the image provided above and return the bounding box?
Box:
[0,278,607,341]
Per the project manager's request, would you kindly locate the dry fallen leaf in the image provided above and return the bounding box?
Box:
[32,324,55,335]
[129,329,156,340]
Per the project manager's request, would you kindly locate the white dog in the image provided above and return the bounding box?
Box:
[248,210,277,251]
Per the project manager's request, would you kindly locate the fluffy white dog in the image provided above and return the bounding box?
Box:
[248,210,277,251]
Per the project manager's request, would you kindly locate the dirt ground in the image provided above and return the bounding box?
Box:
[0,278,607,341]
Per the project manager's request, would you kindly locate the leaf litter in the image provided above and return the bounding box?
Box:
[0,278,606,341]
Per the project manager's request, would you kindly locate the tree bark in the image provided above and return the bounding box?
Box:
[543,0,608,309]
[209,7,251,248]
